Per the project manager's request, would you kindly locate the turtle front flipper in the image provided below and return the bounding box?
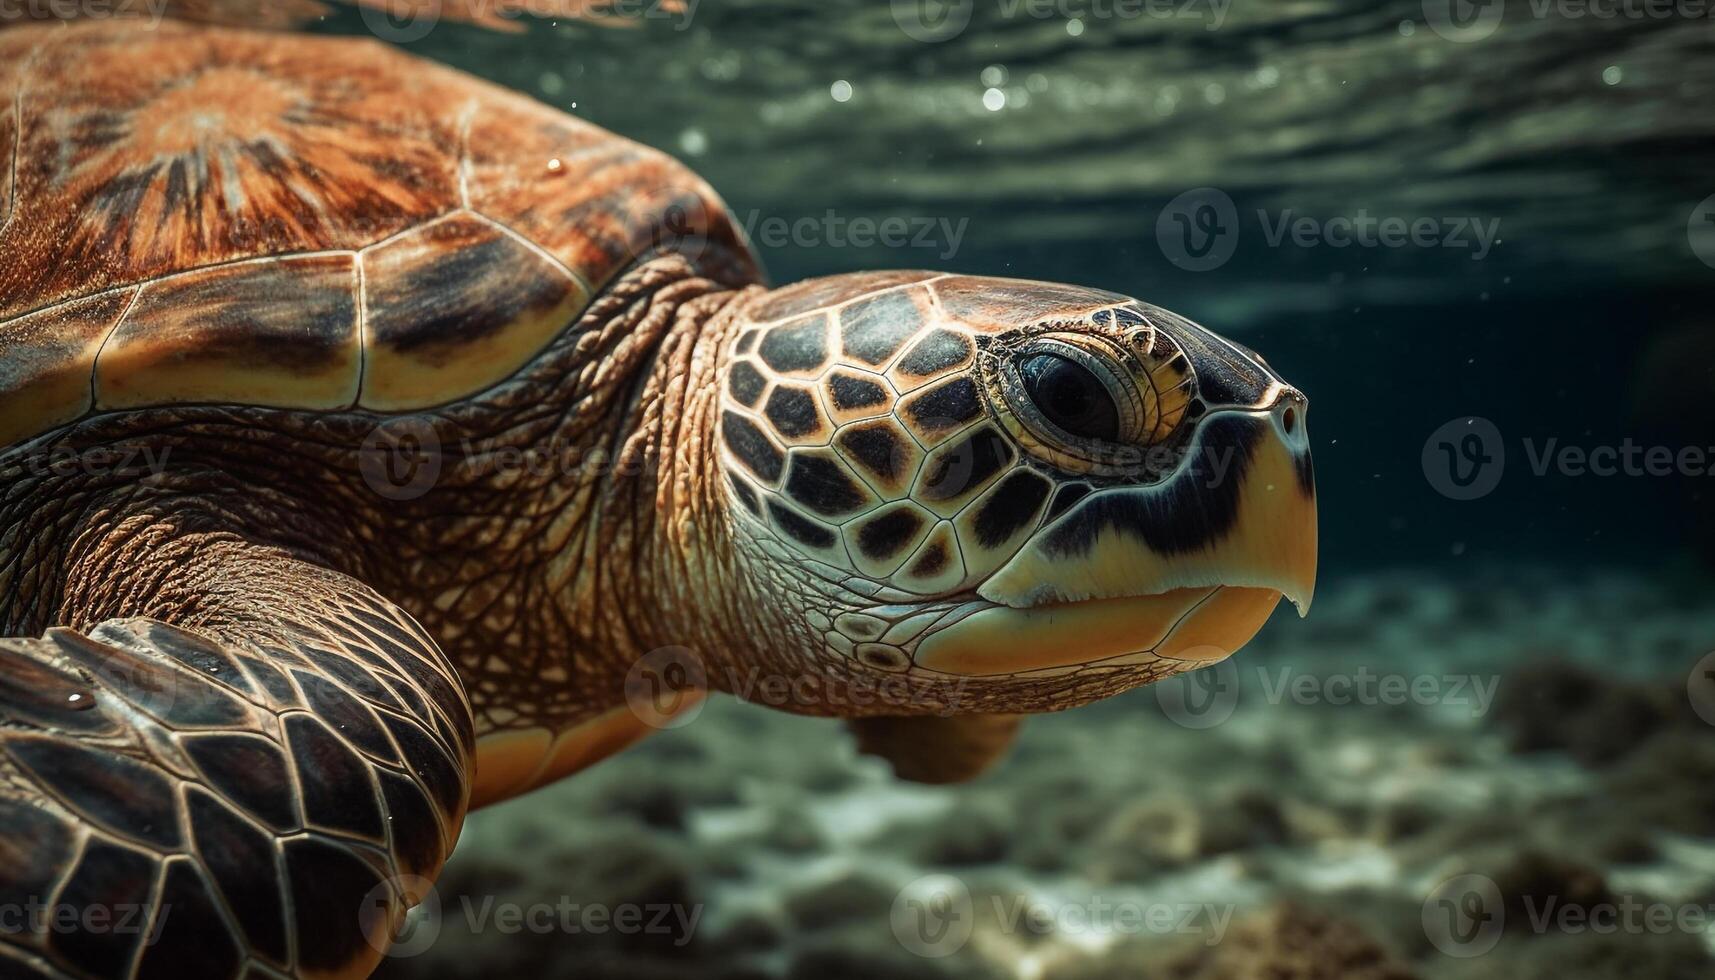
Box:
[846,713,1024,785]
[0,546,473,979]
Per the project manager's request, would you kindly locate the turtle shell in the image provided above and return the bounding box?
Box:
[0,20,755,448]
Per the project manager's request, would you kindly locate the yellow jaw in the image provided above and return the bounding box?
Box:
[915,406,1315,678]
[914,586,1282,677]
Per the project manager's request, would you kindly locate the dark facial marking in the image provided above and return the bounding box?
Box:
[837,421,912,485]
[1041,414,1259,557]
[764,386,823,439]
[973,471,1052,548]
[1046,483,1093,521]
[759,314,830,373]
[910,542,949,576]
[840,290,922,366]
[728,360,767,407]
[921,427,1013,502]
[857,507,928,560]
[728,471,762,515]
[903,377,984,438]
[722,410,785,483]
[828,371,890,412]
[1168,315,1276,409]
[1294,449,1315,495]
[735,329,760,354]
[768,501,838,549]
[785,455,870,517]
[896,328,974,379]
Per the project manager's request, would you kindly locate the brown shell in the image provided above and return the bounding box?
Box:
[0,20,754,446]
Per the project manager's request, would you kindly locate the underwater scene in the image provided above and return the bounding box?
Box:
[0,1,1712,978]
[374,4,1715,978]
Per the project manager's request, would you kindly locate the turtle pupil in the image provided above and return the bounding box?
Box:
[1017,353,1120,442]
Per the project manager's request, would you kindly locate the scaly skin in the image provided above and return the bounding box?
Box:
[1,256,749,737]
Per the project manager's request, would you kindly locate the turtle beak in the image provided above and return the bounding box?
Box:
[913,394,1316,676]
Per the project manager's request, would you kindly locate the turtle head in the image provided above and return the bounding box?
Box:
[706,272,1315,713]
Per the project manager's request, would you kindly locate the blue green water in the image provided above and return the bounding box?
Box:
[299,7,1715,979]
[318,0,1715,580]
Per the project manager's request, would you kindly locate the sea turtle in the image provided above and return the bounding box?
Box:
[0,15,1317,980]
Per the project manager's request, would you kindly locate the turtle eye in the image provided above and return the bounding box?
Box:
[1017,352,1120,442]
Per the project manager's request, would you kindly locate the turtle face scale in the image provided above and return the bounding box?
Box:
[714,271,1317,696]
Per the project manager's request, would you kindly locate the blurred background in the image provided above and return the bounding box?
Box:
[255,0,1715,976]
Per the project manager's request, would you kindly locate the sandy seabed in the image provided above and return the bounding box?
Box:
[375,565,1715,980]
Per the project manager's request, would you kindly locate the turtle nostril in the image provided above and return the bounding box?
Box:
[1282,406,1298,435]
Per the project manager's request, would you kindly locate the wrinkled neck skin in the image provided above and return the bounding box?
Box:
[627,282,1014,721]
[554,263,762,691]
[592,269,947,720]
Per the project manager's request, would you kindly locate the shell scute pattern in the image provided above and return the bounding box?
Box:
[720,273,1066,615]
[0,20,750,446]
